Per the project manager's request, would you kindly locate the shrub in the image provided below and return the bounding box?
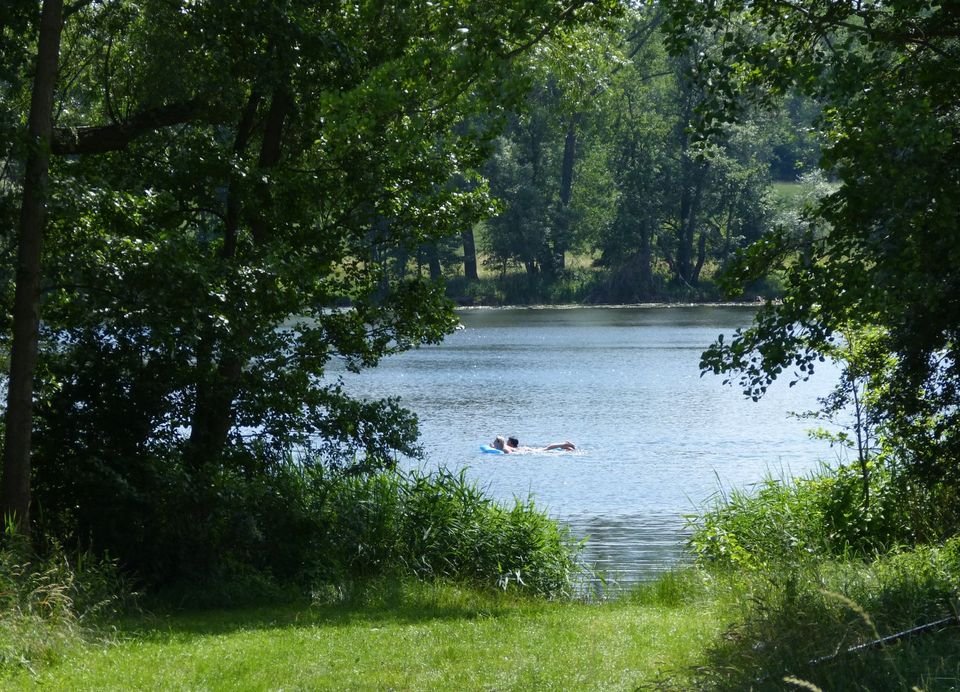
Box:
[688,461,960,690]
[688,462,959,571]
[42,448,585,605]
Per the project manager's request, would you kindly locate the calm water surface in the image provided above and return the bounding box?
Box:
[338,306,838,584]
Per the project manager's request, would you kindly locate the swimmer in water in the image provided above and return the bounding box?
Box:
[492,436,576,453]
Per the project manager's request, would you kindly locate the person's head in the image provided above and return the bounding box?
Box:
[492,436,506,450]
[507,437,519,448]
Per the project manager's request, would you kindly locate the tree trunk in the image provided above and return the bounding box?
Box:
[676,166,695,284]
[426,243,442,280]
[186,359,243,471]
[559,119,577,208]
[186,86,288,468]
[676,153,705,286]
[2,0,64,534]
[638,221,653,296]
[249,86,291,245]
[222,90,261,258]
[692,226,708,284]
[461,228,479,281]
[552,116,578,272]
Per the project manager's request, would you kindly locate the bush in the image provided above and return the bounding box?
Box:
[687,462,960,690]
[446,268,602,306]
[32,442,583,605]
[689,462,959,571]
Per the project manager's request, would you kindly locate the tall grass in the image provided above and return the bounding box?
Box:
[309,468,584,599]
[696,542,960,690]
[687,463,960,690]
[0,535,129,672]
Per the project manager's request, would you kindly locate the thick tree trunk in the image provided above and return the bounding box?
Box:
[186,86,288,469]
[186,358,243,471]
[1,0,64,534]
[460,228,479,281]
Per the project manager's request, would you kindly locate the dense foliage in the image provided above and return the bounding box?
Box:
[474,8,820,303]
[687,468,960,689]
[660,0,960,488]
[1,1,614,580]
[310,468,581,599]
[691,466,960,572]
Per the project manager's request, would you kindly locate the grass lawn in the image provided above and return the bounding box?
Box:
[771,180,806,205]
[3,581,724,690]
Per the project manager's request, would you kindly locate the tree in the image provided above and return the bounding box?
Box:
[482,23,618,279]
[594,9,774,300]
[2,0,223,533]
[2,0,65,533]
[667,0,960,483]
[2,0,619,556]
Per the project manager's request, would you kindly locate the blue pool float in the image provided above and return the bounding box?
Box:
[479,445,505,454]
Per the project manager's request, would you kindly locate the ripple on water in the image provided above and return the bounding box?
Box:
[341,306,840,584]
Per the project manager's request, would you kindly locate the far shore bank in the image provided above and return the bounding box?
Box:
[454,301,769,310]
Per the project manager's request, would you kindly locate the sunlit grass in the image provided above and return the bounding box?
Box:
[771,180,806,205]
[4,579,724,690]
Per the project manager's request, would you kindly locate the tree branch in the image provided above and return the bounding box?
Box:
[64,0,95,19]
[51,99,211,154]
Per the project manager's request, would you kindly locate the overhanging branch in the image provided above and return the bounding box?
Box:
[51,99,211,155]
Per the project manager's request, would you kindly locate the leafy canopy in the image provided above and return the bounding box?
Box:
[663,0,960,481]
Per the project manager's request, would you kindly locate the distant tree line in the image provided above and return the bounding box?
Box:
[413,7,821,303]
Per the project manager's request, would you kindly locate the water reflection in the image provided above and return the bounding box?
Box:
[566,512,690,588]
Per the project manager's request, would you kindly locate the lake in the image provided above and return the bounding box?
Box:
[336,305,840,584]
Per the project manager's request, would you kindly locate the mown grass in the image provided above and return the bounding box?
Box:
[3,578,725,690]
[4,553,959,690]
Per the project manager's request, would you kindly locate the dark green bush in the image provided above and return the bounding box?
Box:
[446,269,601,306]
[31,436,581,603]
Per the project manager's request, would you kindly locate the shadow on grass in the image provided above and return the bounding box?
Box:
[122,582,544,642]
[698,624,960,692]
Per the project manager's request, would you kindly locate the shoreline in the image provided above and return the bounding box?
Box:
[455,301,768,311]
